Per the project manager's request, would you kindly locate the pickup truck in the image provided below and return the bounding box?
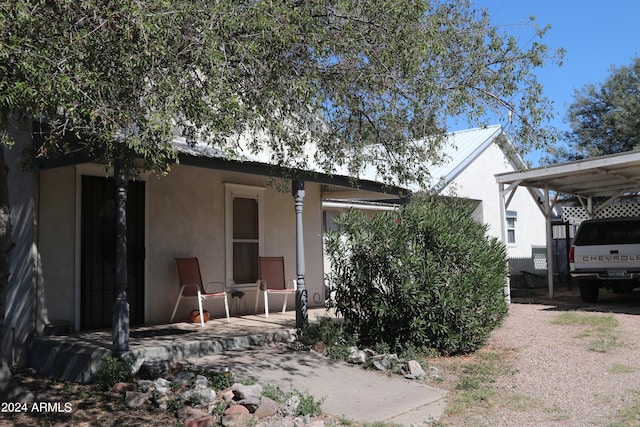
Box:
[569,217,640,302]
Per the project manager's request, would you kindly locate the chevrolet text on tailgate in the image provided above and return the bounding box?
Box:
[569,217,640,302]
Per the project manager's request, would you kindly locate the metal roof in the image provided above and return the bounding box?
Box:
[427,124,504,191]
[495,150,640,198]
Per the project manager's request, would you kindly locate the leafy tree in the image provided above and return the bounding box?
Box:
[0,0,560,394]
[325,194,509,355]
[552,57,640,161]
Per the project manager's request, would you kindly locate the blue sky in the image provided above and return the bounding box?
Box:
[471,0,640,165]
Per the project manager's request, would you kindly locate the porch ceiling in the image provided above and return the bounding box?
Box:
[495,150,640,198]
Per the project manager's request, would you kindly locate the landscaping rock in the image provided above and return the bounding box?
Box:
[184,416,213,427]
[194,375,209,388]
[177,407,211,426]
[254,397,278,418]
[124,391,149,408]
[280,394,300,417]
[312,341,327,355]
[138,358,170,379]
[112,382,136,393]
[222,413,253,427]
[224,404,250,415]
[348,347,367,364]
[173,371,196,387]
[407,360,426,380]
[151,386,170,410]
[155,377,171,388]
[181,386,216,405]
[237,396,261,413]
[221,389,235,402]
[429,365,442,381]
[232,383,263,401]
[135,379,155,392]
[372,354,398,371]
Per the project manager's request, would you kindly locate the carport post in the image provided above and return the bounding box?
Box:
[545,185,554,299]
[498,182,511,304]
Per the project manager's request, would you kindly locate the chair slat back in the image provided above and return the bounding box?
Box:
[258,257,286,290]
[175,258,203,296]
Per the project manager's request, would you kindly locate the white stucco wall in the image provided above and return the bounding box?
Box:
[38,163,326,330]
[439,143,547,259]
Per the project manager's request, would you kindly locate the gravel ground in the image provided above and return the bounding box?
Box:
[438,288,640,427]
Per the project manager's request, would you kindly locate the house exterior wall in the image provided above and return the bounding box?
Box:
[439,142,547,259]
[3,118,42,365]
[37,163,325,330]
[38,167,76,325]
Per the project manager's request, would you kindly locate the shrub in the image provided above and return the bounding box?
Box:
[94,354,133,391]
[262,384,325,416]
[325,194,508,355]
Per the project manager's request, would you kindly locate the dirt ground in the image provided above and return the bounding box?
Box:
[0,370,178,427]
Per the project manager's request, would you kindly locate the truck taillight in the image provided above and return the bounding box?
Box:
[569,246,575,263]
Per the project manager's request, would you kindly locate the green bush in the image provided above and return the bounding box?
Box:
[325,194,508,355]
[262,384,325,416]
[94,354,133,391]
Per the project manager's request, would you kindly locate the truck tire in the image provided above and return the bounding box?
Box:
[579,281,599,303]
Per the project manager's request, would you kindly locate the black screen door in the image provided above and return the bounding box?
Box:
[81,176,145,330]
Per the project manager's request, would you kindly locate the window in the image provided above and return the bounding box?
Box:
[225,184,264,287]
[233,197,259,283]
[506,210,517,244]
[323,210,340,233]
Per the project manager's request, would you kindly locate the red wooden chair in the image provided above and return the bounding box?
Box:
[171,257,230,326]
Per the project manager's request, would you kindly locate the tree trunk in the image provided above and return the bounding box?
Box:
[0,143,32,402]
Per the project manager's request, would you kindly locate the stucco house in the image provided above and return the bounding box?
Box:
[323,125,549,283]
[2,120,404,366]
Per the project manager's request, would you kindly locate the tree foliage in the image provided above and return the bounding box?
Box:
[325,195,509,355]
[551,57,640,162]
[0,0,561,184]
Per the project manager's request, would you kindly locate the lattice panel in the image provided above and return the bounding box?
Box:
[562,203,640,225]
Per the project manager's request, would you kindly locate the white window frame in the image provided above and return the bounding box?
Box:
[224,183,265,290]
[506,210,517,245]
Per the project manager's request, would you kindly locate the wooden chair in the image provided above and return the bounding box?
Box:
[254,256,297,317]
[171,257,230,326]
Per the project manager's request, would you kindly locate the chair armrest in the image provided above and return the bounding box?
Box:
[287,279,297,291]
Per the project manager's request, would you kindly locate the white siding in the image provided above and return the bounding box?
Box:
[439,142,547,258]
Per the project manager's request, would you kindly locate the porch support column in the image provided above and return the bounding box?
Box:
[498,182,511,304]
[544,185,555,299]
[292,180,308,329]
[112,157,130,354]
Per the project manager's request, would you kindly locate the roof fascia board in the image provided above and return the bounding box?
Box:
[496,150,640,185]
[178,153,408,197]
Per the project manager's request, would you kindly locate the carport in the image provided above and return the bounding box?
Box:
[495,150,640,300]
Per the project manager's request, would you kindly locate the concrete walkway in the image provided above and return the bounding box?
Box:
[188,344,447,425]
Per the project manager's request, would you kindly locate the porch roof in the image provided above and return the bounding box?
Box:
[171,138,409,196]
